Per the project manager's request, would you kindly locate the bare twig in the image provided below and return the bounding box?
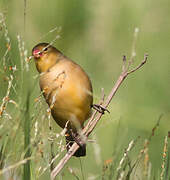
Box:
[51,54,148,179]
[84,54,148,138]
[127,54,148,75]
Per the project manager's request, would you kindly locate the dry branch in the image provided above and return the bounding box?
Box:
[51,54,148,179]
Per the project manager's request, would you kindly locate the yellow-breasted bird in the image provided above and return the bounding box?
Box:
[32,43,93,157]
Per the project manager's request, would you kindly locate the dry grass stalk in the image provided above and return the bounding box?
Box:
[0,157,33,175]
[117,140,135,173]
[132,115,162,171]
[0,75,13,118]
[160,135,168,180]
[143,139,149,178]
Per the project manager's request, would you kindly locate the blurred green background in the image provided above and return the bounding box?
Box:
[0,0,170,179]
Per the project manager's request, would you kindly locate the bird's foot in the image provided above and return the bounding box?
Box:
[69,130,86,147]
[92,104,110,114]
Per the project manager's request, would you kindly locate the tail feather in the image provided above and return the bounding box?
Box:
[65,133,86,157]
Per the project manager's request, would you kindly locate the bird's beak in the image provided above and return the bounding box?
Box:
[27,55,33,62]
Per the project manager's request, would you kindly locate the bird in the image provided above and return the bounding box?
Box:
[32,43,93,157]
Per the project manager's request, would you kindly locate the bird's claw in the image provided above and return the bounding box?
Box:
[92,104,110,114]
[69,130,86,147]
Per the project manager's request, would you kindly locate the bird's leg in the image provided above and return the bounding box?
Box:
[69,129,86,147]
[92,104,110,114]
[65,129,86,157]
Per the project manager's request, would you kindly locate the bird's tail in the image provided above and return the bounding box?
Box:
[65,132,86,157]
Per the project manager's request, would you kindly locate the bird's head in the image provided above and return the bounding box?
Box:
[32,43,62,73]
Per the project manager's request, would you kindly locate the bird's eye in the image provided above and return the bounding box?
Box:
[43,47,48,52]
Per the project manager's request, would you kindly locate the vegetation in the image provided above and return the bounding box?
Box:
[0,0,170,179]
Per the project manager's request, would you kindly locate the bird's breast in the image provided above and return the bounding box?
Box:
[39,60,93,129]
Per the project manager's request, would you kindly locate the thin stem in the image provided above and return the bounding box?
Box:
[50,54,148,179]
[79,158,85,180]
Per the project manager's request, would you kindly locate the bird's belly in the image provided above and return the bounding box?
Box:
[50,85,91,130]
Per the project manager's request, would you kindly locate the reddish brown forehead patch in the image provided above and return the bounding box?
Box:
[33,49,43,58]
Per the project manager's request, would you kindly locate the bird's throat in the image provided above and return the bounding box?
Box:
[35,54,60,73]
